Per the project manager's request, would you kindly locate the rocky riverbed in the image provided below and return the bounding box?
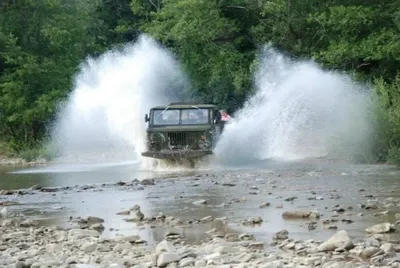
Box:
[2,214,400,268]
[2,161,400,267]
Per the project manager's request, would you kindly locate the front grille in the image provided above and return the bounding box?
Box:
[154,131,204,150]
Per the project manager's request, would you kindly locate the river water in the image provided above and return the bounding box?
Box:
[1,159,400,246]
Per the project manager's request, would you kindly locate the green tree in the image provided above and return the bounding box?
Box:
[308,2,400,81]
[131,0,255,112]
[0,0,99,151]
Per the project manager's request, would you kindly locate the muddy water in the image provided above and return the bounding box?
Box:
[1,159,400,246]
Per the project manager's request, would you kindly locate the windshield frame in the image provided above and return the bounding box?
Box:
[151,108,211,126]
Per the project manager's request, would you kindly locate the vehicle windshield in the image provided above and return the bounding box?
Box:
[181,108,208,124]
[153,109,180,125]
[152,108,209,125]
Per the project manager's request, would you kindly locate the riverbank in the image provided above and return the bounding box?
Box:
[0,156,48,167]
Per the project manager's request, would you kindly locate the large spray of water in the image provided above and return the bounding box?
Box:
[50,35,374,167]
[214,46,374,163]
[51,35,189,163]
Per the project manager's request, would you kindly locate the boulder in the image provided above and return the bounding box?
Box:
[282,210,320,219]
[365,223,395,234]
[317,230,354,252]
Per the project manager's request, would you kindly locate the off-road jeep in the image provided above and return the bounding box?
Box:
[141,102,225,164]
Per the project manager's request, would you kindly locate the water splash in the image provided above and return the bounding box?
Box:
[50,34,189,164]
[214,46,375,163]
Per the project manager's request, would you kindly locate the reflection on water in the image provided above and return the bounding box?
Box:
[10,160,141,174]
[1,159,400,246]
[0,161,195,189]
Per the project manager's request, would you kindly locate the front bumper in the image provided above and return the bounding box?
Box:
[141,150,213,159]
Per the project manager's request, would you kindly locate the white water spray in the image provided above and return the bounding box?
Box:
[51,34,189,164]
[214,46,374,163]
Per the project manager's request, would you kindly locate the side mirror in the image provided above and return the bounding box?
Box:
[145,114,149,122]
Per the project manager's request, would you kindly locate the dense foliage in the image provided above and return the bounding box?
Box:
[0,0,399,162]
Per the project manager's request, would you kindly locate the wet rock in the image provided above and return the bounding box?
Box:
[325,225,338,230]
[82,242,97,253]
[117,210,130,215]
[373,211,389,216]
[164,230,180,238]
[200,216,213,222]
[113,242,131,252]
[215,246,239,254]
[192,200,207,206]
[125,205,144,221]
[381,243,393,253]
[333,207,345,213]
[0,201,20,206]
[308,222,317,230]
[179,257,195,267]
[178,248,197,259]
[90,223,105,232]
[228,197,247,204]
[0,207,7,218]
[222,183,236,187]
[1,218,18,227]
[224,233,239,242]
[317,230,354,252]
[248,242,264,250]
[15,261,24,268]
[301,256,321,266]
[53,230,67,242]
[360,247,381,259]
[273,230,289,240]
[282,210,320,219]
[4,231,27,239]
[0,189,17,195]
[365,204,378,210]
[46,243,63,253]
[203,252,221,261]
[116,181,126,186]
[284,242,295,249]
[309,196,324,201]
[365,238,380,247]
[86,216,104,224]
[141,179,155,186]
[341,219,353,224]
[259,202,271,208]
[19,219,39,227]
[239,233,255,241]
[65,256,78,264]
[284,196,297,202]
[68,228,100,238]
[40,187,61,192]
[156,240,176,256]
[242,216,263,225]
[194,260,206,267]
[366,223,395,234]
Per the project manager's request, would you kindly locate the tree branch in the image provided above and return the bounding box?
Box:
[148,0,160,12]
[224,6,248,12]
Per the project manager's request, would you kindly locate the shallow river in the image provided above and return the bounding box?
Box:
[1,158,400,247]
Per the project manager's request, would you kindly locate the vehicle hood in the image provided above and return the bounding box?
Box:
[147,125,213,132]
